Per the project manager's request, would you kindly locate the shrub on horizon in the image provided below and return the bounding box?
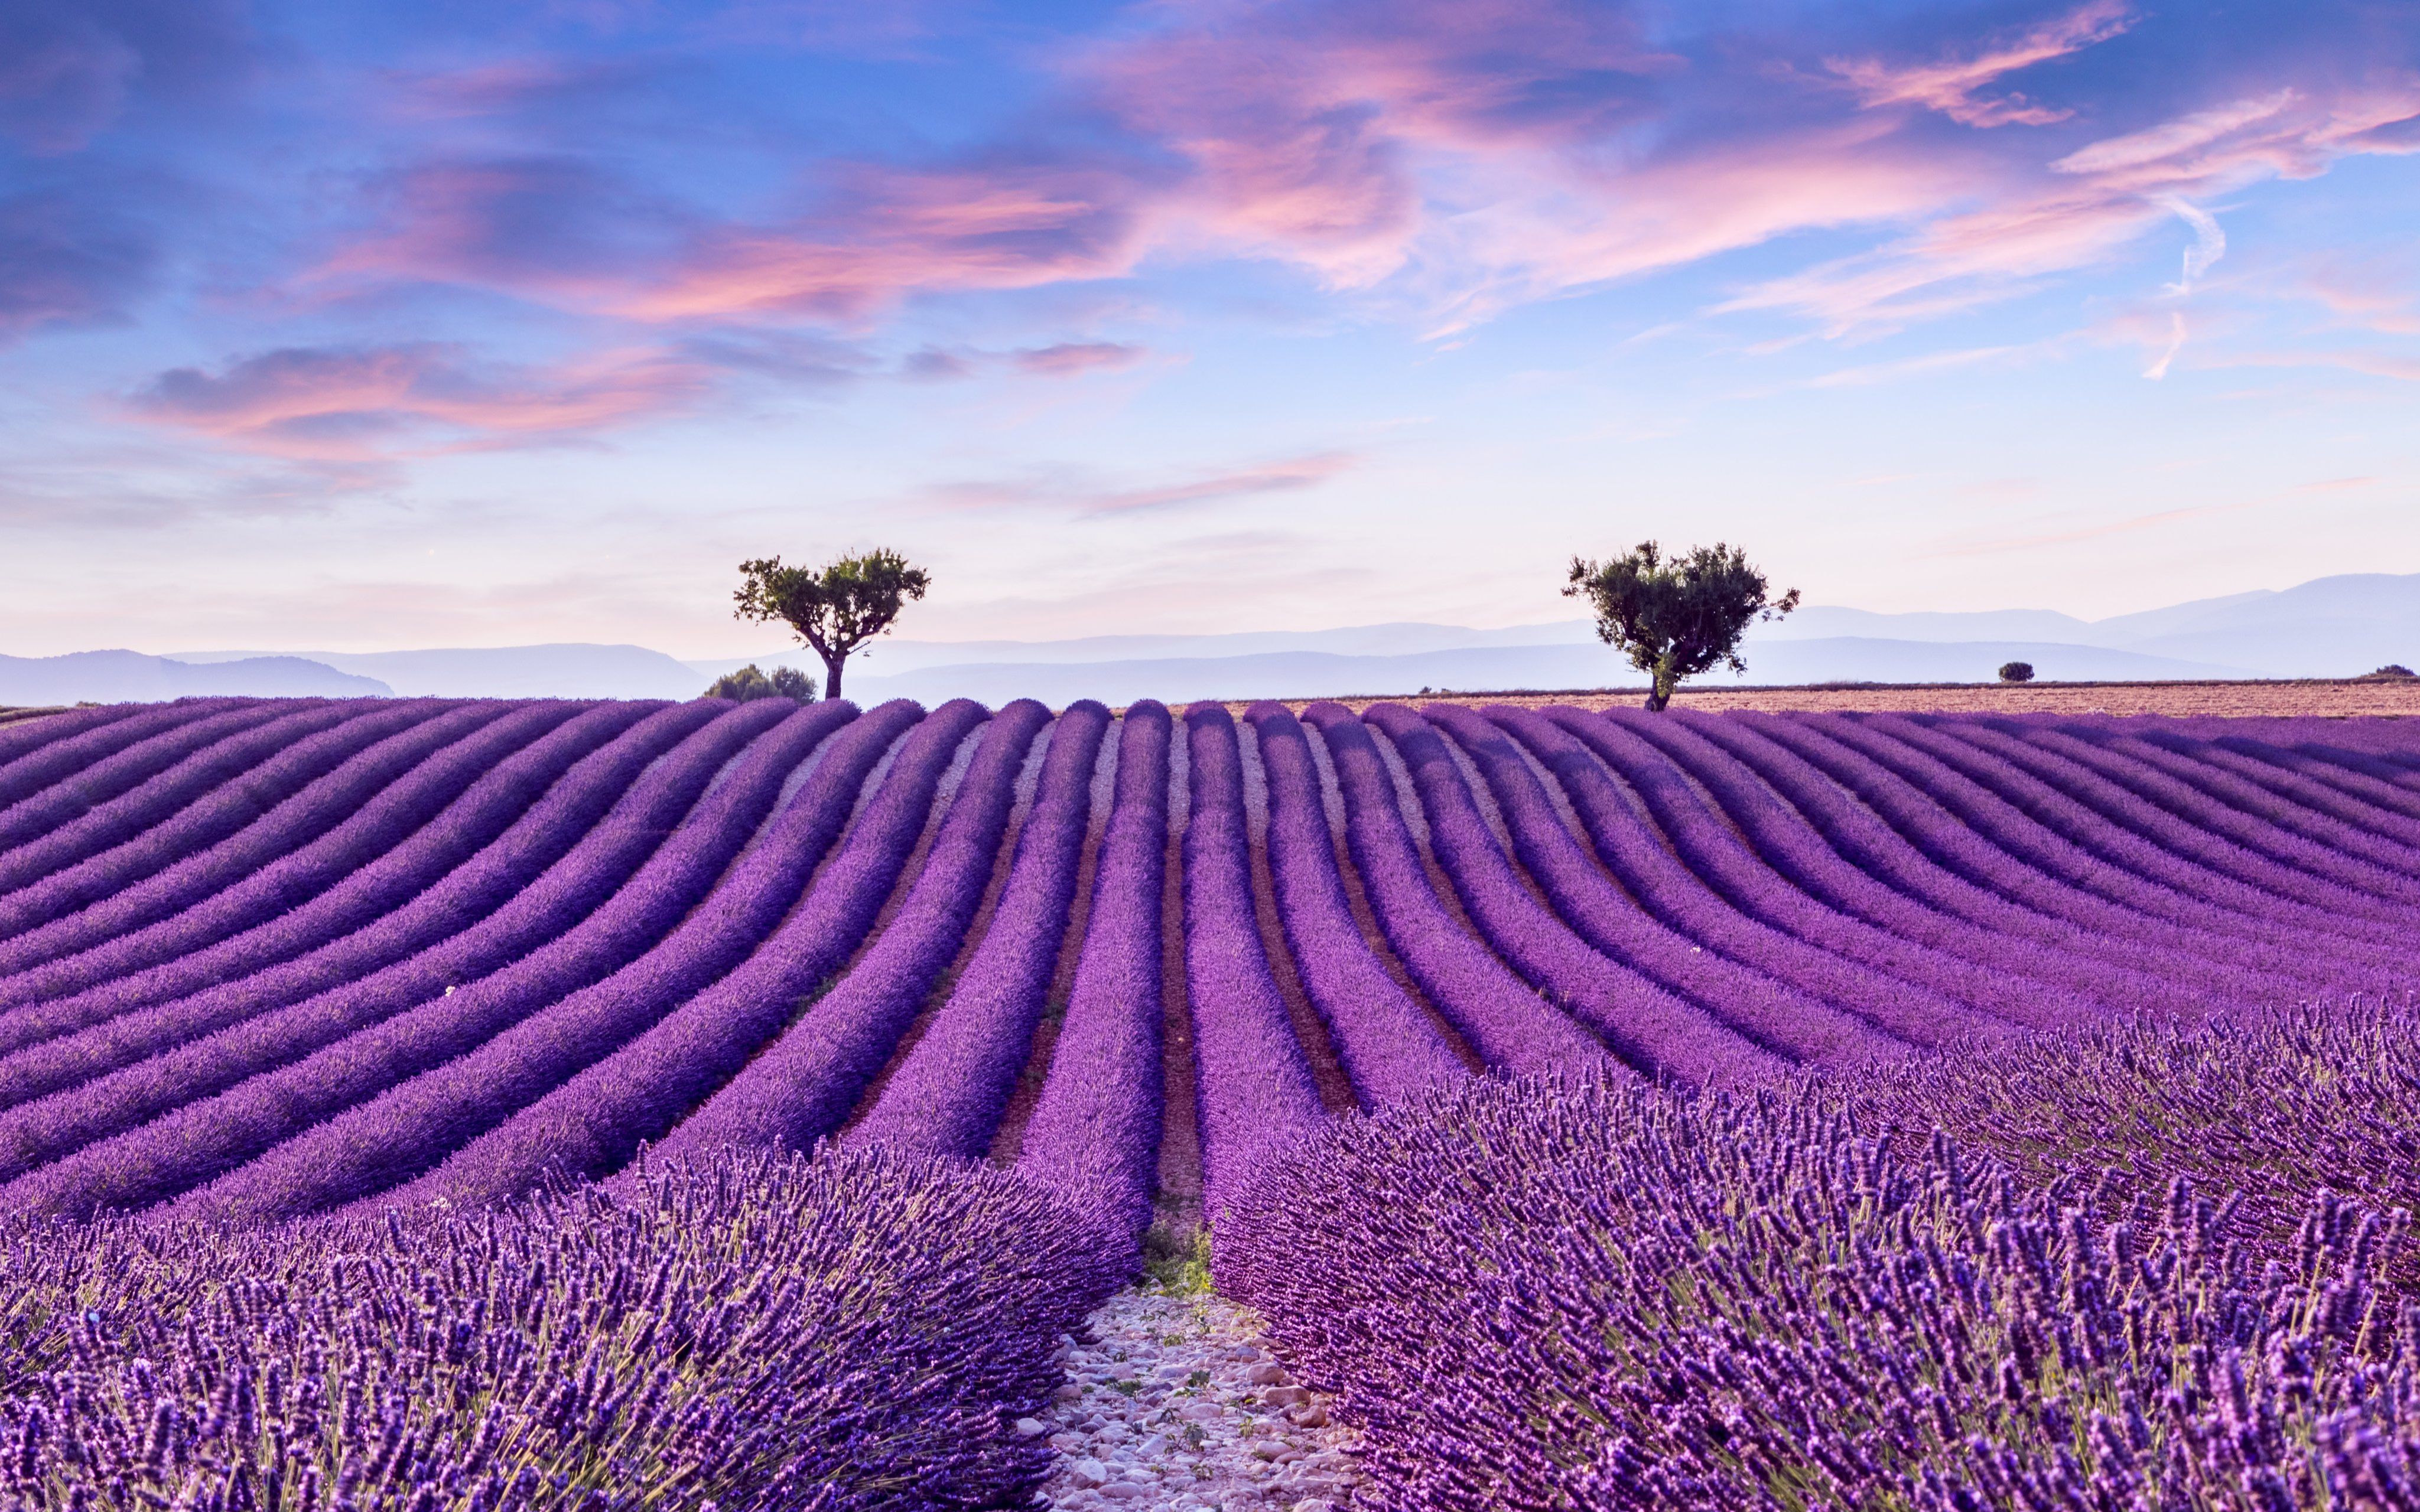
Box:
[705,662,818,702]
[1999,659,2036,682]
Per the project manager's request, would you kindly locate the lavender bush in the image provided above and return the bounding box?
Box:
[0,1146,1126,1511]
[1221,1007,2420,1511]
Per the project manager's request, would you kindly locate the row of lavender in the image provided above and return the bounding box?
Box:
[1218,1001,2420,1510]
[0,695,2418,1233]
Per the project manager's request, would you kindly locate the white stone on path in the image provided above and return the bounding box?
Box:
[1037,1281,1361,1511]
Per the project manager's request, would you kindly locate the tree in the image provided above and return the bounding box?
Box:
[1563,541,1799,712]
[733,549,930,701]
[704,663,818,702]
[1998,661,2035,684]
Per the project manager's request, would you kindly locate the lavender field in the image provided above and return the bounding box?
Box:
[1,692,2418,1508]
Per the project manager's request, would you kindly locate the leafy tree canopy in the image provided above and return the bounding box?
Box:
[1999,661,2036,684]
[733,549,929,700]
[1563,541,1798,712]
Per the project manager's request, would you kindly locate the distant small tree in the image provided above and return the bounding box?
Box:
[1564,541,1799,712]
[705,663,818,703]
[733,549,930,702]
[1999,661,2035,683]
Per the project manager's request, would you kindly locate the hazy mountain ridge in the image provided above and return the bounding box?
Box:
[0,572,2401,703]
[0,651,392,705]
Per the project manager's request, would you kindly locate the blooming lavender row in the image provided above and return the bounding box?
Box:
[1219,1007,2420,1510]
[0,699,645,1073]
[0,699,309,876]
[1581,708,2223,1016]
[845,702,1111,1158]
[1962,713,2420,908]
[1519,705,2092,1032]
[0,702,717,1161]
[1356,702,1783,1083]
[1856,998,2420,1297]
[1241,702,1466,1107]
[0,700,231,814]
[1852,711,2415,957]
[159,698,908,1226]
[1864,711,2420,982]
[2133,719,2420,860]
[1180,703,1327,1218]
[381,699,1010,1211]
[641,702,1049,1169]
[2083,717,2420,879]
[1906,713,2420,941]
[0,699,474,979]
[1725,711,2366,991]
[151,699,864,1223]
[0,1145,1127,1511]
[1295,704,1612,1080]
[0,698,822,1221]
[0,700,588,1042]
[1019,702,1171,1239]
[1424,702,1972,1052]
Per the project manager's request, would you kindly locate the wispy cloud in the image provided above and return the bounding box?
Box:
[1823,0,2133,128]
[125,343,711,461]
[920,449,1357,516]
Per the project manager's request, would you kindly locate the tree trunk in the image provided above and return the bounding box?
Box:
[823,651,847,702]
[1643,658,1676,713]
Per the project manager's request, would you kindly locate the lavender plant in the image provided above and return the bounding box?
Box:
[0,1146,1126,1511]
[1221,1011,2420,1511]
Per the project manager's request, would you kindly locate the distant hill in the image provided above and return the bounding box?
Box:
[27,569,2412,703]
[0,651,392,704]
[172,644,703,699]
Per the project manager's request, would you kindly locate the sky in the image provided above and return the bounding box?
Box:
[2,0,2416,659]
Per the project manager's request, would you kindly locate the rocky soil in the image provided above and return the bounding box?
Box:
[1035,1283,1359,1511]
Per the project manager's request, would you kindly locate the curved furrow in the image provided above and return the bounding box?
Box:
[1359,703,1787,1083]
[1934,716,2420,915]
[1428,703,1987,1049]
[0,701,315,884]
[1867,715,2418,967]
[1543,707,2107,1030]
[635,703,1050,1170]
[844,703,1111,1159]
[1755,713,2403,992]
[0,700,647,1068]
[0,700,481,980]
[0,702,237,814]
[0,698,821,1222]
[181,700,992,1226]
[1298,704,1615,1080]
[0,702,713,1125]
[1575,708,2213,1018]
[1019,703,1173,1239]
[1245,703,1466,1108]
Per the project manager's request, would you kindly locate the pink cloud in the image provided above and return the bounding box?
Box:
[291,0,2420,355]
[1726,81,2420,335]
[1011,341,1145,376]
[1823,0,2133,128]
[126,343,709,461]
[614,162,1149,321]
